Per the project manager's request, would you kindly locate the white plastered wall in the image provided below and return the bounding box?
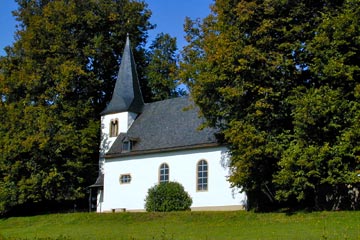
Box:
[99,112,137,171]
[101,146,246,212]
[97,111,137,212]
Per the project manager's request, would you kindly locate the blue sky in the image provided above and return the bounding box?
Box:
[0,0,213,56]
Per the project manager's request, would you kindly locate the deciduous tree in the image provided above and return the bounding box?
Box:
[180,0,360,210]
[0,0,153,214]
[274,0,360,210]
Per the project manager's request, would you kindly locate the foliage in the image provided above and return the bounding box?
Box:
[273,0,360,209]
[1,211,360,239]
[0,0,153,214]
[145,33,186,101]
[180,0,360,210]
[144,182,192,212]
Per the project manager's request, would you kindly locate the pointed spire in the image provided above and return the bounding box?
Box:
[101,35,144,115]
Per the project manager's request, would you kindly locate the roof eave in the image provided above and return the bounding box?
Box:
[100,104,143,115]
[105,142,222,159]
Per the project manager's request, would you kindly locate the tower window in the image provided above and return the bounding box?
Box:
[110,119,119,137]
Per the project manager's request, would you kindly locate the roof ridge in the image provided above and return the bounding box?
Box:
[144,95,190,105]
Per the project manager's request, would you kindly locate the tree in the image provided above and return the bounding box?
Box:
[145,33,185,101]
[274,0,360,210]
[0,0,153,214]
[180,0,360,210]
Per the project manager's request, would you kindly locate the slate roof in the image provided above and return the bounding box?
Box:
[101,35,144,115]
[106,96,219,157]
[89,173,104,188]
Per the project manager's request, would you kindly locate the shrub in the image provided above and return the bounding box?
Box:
[145,181,192,212]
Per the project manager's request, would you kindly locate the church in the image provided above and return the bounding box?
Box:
[90,36,246,212]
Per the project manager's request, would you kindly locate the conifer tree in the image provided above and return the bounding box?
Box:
[145,33,185,101]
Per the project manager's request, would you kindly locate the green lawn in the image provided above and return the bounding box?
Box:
[0,211,359,240]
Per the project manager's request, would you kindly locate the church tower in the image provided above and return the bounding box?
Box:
[99,35,144,171]
[90,35,144,212]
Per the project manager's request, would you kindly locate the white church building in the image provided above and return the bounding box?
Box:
[90,36,246,212]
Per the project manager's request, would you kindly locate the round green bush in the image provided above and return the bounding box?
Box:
[144,181,192,212]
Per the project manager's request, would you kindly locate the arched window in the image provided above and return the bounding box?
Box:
[110,119,119,137]
[159,163,169,183]
[197,160,208,191]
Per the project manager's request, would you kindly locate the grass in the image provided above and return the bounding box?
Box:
[0,211,359,240]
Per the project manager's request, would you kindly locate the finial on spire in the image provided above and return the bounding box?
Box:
[125,33,130,46]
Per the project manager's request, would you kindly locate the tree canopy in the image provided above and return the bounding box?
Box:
[181,0,360,210]
[0,0,153,214]
[145,33,186,101]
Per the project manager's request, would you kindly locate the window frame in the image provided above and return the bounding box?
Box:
[197,159,208,192]
[159,163,170,183]
[119,174,132,184]
[122,140,132,152]
[109,118,119,137]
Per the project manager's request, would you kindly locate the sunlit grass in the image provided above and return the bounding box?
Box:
[0,211,359,239]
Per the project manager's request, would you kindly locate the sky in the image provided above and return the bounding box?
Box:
[0,0,213,56]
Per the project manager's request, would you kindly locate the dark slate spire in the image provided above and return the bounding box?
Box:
[101,35,144,115]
